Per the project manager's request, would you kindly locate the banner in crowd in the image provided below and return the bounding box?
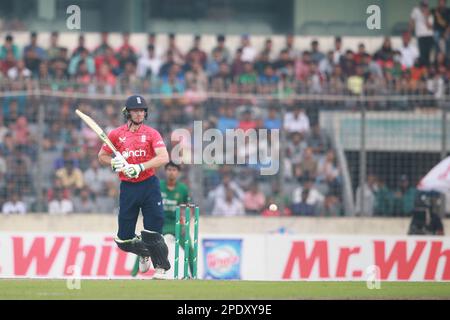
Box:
[0,233,449,281]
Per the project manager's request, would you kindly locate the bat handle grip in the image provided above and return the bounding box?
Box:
[114,151,128,164]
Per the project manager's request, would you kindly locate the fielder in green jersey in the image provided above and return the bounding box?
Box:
[131,161,194,277]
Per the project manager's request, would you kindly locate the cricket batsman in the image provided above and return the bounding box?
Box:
[98,94,171,279]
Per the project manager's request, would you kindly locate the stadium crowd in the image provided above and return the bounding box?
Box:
[0,0,449,216]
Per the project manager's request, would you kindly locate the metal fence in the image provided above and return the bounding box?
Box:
[0,79,449,218]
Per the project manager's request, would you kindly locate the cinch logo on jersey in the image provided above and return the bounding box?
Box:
[122,148,147,158]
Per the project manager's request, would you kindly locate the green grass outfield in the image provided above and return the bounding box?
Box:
[0,280,449,300]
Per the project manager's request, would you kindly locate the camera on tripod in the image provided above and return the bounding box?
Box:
[408,191,445,235]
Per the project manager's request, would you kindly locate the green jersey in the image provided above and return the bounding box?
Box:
[160,180,190,235]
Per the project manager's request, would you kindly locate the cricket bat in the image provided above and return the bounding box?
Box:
[75,109,125,161]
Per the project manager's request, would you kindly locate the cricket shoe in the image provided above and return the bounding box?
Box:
[152,268,167,280]
[139,256,151,273]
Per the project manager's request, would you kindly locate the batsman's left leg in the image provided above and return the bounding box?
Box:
[141,230,171,271]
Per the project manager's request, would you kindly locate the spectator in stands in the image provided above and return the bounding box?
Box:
[399,31,420,68]
[0,116,8,145]
[36,61,50,81]
[322,194,342,216]
[117,32,137,57]
[306,62,323,94]
[392,174,417,216]
[96,62,116,90]
[310,39,325,64]
[159,50,177,77]
[75,60,93,84]
[93,32,113,57]
[47,31,61,62]
[10,116,30,148]
[273,49,293,75]
[240,34,257,63]
[286,132,307,165]
[160,64,185,97]
[238,108,258,132]
[23,32,46,74]
[73,189,97,213]
[55,160,84,195]
[354,43,367,65]
[231,48,245,78]
[210,61,233,91]
[50,49,69,82]
[208,172,244,209]
[2,193,26,214]
[306,123,330,156]
[360,53,383,79]
[211,34,231,64]
[83,159,114,197]
[431,0,450,58]
[328,64,346,94]
[206,50,223,78]
[0,34,20,60]
[243,183,266,215]
[7,60,31,80]
[137,44,162,79]
[284,106,310,134]
[0,50,17,76]
[116,46,137,75]
[212,187,245,216]
[317,150,340,195]
[355,174,377,216]
[373,177,394,216]
[333,36,344,65]
[291,188,316,216]
[186,35,207,68]
[166,33,185,64]
[0,133,14,156]
[340,50,356,77]
[7,155,33,197]
[374,37,395,65]
[347,65,365,95]
[144,33,163,59]
[263,106,281,130]
[291,177,324,215]
[216,105,238,133]
[117,60,140,92]
[40,137,59,189]
[185,60,208,92]
[72,34,88,58]
[282,34,299,60]
[254,50,271,76]
[95,183,119,213]
[68,48,95,76]
[296,147,318,181]
[318,50,335,78]
[238,62,258,93]
[295,51,312,81]
[432,0,450,57]
[94,47,119,76]
[410,1,435,66]
[48,188,73,214]
[258,64,279,94]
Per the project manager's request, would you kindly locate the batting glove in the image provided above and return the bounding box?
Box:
[123,163,145,179]
[111,155,128,172]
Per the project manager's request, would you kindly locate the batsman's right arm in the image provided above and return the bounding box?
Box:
[98,148,114,166]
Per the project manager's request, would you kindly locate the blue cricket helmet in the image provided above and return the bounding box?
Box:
[122,95,148,120]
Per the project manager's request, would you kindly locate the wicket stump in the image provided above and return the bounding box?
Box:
[174,204,200,279]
